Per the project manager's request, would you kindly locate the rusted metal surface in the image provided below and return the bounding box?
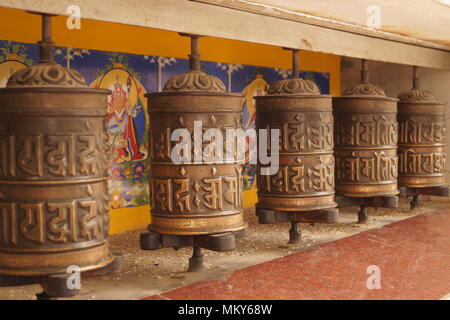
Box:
[397,66,447,188]
[145,35,247,236]
[0,14,113,277]
[255,49,336,215]
[334,60,399,199]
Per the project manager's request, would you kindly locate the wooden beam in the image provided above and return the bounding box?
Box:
[194,0,450,51]
[1,0,449,69]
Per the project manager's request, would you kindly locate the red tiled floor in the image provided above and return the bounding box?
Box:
[145,209,450,300]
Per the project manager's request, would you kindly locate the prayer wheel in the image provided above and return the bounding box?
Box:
[145,36,246,236]
[398,67,446,188]
[0,14,114,279]
[334,60,399,199]
[255,54,335,212]
[254,49,337,243]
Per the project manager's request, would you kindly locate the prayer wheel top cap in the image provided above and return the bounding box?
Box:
[163,70,226,93]
[342,82,386,97]
[266,48,320,96]
[7,63,87,88]
[267,78,320,95]
[162,33,226,93]
[398,88,437,103]
[6,13,88,89]
[397,67,439,103]
[342,59,387,98]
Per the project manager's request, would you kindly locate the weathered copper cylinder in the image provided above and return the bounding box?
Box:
[0,15,113,276]
[255,73,336,212]
[397,67,447,188]
[333,60,399,197]
[145,38,246,236]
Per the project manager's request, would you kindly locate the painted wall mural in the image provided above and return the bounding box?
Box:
[0,40,330,209]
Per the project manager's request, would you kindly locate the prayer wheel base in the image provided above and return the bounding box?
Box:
[255,207,339,244]
[288,222,302,244]
[140,229,248,272]
[335,195,399,223]
[256,208,339,224]
[187,247,205,272]
[399,186,450,210]
[0,252,123,300]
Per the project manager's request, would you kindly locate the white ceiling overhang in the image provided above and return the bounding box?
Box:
[1,0,449,69]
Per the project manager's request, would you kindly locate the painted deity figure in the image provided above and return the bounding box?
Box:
[241,74,269,189]
[107,76,146,162]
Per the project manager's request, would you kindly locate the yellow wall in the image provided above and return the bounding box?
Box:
[0,7,340,234]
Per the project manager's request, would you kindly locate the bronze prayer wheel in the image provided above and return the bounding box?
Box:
[0,14,113,276]
[255,50,336,213]
[145,35,247,236]
[398,67,447,188]
[334,60,399,198]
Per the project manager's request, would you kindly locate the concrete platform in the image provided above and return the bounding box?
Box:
[0,197,449,300]
[147,204,450,300]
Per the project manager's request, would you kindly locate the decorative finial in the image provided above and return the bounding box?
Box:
[162,33,226,92]
[398,66,437,102]
[6,12,87,87]
[266,48,320,95]
[343,59,385,97]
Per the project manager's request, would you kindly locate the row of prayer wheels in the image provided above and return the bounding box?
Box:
[0,13,448,298]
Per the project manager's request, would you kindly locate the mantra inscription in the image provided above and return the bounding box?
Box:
[257,156,334,195]
[0,122,109,249]
[0,132,103,179]
[335,151,398,183]
[258,113,333,152]
[150,125,244,162]
[398,150,445,175]
[398,119,445,145]
[398,114,446,183]
[0,192,109,247]
[151,166,243,214]
[335,115,398,146]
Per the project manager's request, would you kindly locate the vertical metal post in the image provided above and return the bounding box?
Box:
[292,49,300,79]
[412,66,419,89]
[358,205,368,224]
[188,246,204,272]
[361,59,369,83]
[189,35,201,71]
[288,221,302,244]
[38,14,55,64]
